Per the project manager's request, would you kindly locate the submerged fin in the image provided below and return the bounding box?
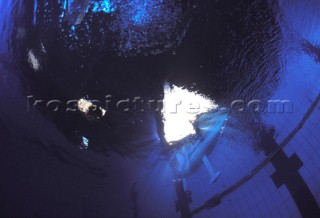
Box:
[202,155,221,184]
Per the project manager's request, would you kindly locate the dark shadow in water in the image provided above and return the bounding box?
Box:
[303,41,320,63]
[130,182,139,218]
[12,0,282,162]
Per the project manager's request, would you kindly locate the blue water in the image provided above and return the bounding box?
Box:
[32,0,186,55]
[1,0,320,217]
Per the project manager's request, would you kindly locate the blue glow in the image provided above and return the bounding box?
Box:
[33,0,37,25]
[67,0,72,14]
[130,1,149,25]
[61,0,67,18]
[58,0,172,26]
[92,0,114,13]
[63,0,67,10]
[0,1,17,54]
[35,0,185,55]
[81,136,89,149]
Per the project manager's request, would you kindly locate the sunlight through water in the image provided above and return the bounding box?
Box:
[162,83,218,144]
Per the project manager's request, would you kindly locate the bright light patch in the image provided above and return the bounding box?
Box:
[81,136,89,149]
[162,83,218,144]
[78,98,94,114]
[92,0,115,13]
[77,98,106,119]
[28,50,40,71]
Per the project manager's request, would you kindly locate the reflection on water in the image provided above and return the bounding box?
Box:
[0,0,282,186]
[34,0,188,56]
[1,0,320,216]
